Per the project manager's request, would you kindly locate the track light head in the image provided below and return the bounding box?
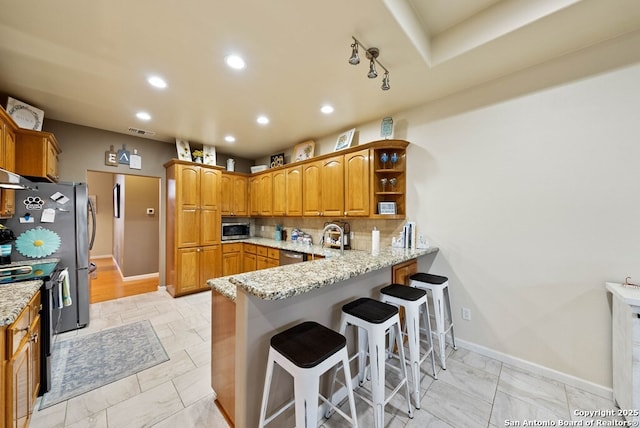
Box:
[367,60,378,79]
[381,72,390,90]
[348,42,360,65]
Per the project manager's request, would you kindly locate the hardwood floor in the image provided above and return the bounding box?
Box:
[89,257,159,303]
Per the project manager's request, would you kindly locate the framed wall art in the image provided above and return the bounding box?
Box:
[175,139,191,161]
[334,128,355,151]
[6,97,44,131]
[202,144,217,166]
[270,153,284,168]
[292,140,315,162]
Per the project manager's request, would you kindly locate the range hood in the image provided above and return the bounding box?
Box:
[0,168,35,190]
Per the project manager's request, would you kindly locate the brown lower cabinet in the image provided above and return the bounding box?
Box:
[3,291,41,428]
[392,258,418,285]
[211,290,236,425]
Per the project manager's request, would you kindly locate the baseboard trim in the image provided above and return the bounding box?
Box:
[455,338,613,400]
[122,272,159,282]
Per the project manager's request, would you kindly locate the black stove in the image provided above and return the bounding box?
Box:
[0,261,59,284]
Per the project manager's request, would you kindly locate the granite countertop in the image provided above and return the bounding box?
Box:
[0,280,42,326]
[0,258,60,326]
[225,237,343,258]
[208,239,438,301]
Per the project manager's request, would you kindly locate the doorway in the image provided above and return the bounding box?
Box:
[86,170,161,302]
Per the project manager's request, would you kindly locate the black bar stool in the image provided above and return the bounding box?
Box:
[380,283,437,409]
[328,297,413,428]
[258,321,358,427]
[410,273,457,369]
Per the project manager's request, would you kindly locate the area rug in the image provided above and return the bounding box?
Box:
[39,320,169,409]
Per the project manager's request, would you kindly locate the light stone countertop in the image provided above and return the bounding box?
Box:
[208,239,438,301]
[0,258,60,326]
[0,280,42,326]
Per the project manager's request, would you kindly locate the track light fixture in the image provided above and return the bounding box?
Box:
[348,37,390,90]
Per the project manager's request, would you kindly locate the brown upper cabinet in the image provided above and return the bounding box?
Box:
[221,172,248,216]
[15,129,61,182]
[0,107,17,218]
[249,139,409,219]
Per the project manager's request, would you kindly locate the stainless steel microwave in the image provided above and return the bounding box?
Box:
[221,222,250,241]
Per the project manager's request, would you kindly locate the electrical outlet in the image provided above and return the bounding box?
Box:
[350,231,355,240]
[462,307,471,321]
[261,225,265,232]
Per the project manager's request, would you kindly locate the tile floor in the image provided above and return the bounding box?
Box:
[30,288,620,428]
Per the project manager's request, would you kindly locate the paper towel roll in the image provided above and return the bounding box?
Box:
[372,227,380,255]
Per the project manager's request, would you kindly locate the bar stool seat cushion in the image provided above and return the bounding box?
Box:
[342,297,398,324]
[380,284,427,301]
[410,272,448,285]
[270,321,346,369]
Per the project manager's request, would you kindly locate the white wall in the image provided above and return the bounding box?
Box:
[312,33,640,390]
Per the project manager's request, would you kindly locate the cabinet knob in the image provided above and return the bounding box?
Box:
[30,332,39,343]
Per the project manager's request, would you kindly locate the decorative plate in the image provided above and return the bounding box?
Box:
[15,227,61,258]
[6,97,44,131]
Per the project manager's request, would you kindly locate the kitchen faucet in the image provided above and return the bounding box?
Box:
[320,223,344,255]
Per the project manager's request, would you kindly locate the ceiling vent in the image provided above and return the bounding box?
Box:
[127,127,156,137]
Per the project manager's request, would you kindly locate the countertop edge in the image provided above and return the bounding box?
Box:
[208,243,438,301]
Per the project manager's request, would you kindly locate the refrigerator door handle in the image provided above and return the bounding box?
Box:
[88,197,96,251]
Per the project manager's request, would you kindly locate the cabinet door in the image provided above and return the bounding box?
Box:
[233,176,248,216]
[220,173,233,215]
[1,124,16,217]
[272,170,286,216]
[177,165,200,209]
[29,314,40,409]
[222,251,242,276]
[9,340,30,428]
[249,176,260,216]
[200,168,220,211]
[259,173,273,216]
[285,165,302,216]
[256,255,269,270]
[344,149,370,216]
[302,161,322,216]
[320,155,344,217]
[177,207,200,248]
[243,252,257,273]
[200,208,220,246]
[45,139,59,181]
[177,248,200,294]
[200,245,222,284]
[392,259,418,286]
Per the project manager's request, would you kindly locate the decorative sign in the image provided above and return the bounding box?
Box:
[380,117,394,139]
[6,97,44,131]
[105,145,118,166]
[270,153,284,168]
[130,149,142,170]
[203,145,216,166]
[117,144,130,165]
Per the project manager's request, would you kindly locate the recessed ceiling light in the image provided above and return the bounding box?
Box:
[225,54,245,70]
[224,135,236,143]
[147,76,167,89]
[257,115,269,125]
[136,111,151,121]
[321,105,334,114]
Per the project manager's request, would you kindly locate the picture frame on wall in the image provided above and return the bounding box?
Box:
[334,128,355,151]
[175,139,191,161]
[202,144,217,166]
[292,140,315,162]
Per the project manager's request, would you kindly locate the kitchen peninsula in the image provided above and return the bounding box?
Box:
[208,240,438,427]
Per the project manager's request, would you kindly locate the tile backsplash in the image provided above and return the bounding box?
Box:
[253,218,409,251]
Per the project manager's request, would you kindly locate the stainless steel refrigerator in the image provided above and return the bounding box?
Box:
[7,182,96,333]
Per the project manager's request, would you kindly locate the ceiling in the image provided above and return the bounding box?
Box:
[1,0,639,159]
